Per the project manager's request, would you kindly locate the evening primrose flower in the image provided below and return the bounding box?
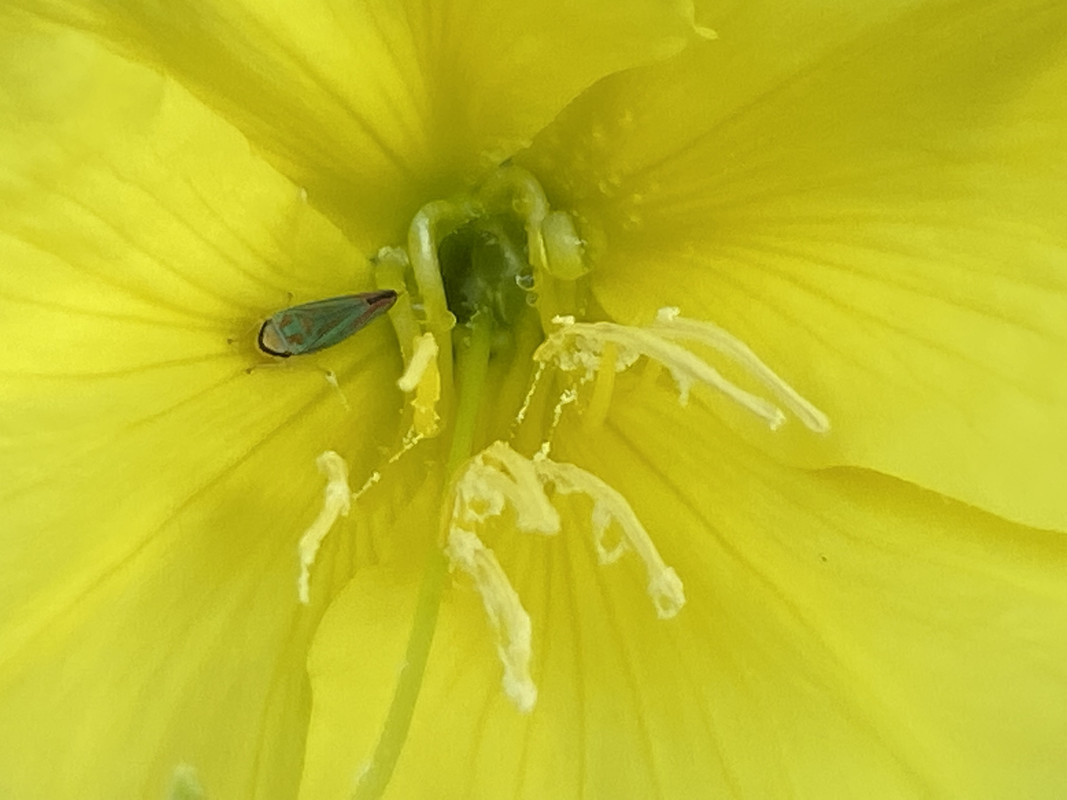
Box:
[2,2,1067,800]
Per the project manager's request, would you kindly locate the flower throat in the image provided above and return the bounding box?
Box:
[438,214,532,330]
[289,165,829,800]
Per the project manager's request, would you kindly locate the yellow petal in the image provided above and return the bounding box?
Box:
[522,1,1067,531]
[306,388,1067,797]
[17,0,697,239]
[0,24,404,798]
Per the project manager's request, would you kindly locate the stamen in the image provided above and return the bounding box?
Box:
[478,165,550,274]
[396,331,441,438]
[652,307,830,433]
[375,246,420,362]
[535,310,830,432]
[449,441,686,708]
[376,168,592,451]
[455,441,559,534]
[534,457,686,619]
[408,200,479,338]
[444,527,537,713]
[541,210,588,280]
[397,331,438,393]
[297,451,352,605]
[380,200,489,433]
[353,317,493,799]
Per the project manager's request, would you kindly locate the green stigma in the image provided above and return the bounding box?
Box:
[438,214,532,330]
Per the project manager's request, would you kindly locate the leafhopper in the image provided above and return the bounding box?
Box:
[257,289,398,357]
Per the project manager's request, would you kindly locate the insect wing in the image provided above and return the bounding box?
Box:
[281,291,396,355]
[260,290,397,356]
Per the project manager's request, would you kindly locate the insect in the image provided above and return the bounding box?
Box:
[257,289,398,357]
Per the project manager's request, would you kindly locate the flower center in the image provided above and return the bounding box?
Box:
[438,215,532,331]
[288,164,830,799]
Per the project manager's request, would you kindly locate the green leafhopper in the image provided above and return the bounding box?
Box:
[258,289,398,357]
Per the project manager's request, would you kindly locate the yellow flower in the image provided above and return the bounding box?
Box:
[2,1,1067,799]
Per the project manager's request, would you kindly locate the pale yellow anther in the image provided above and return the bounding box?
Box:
[297,451,352,605]
[533,457,686,619]
[449,441,685,710]
[541,210,588,280]
[403,333,442,437]
[444,527,537,713]
[456,441,560,534]
[651,307,830,433]
[535,310,829,433]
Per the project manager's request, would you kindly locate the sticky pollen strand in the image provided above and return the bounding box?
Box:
[539,387,579,458]
[297,451,352,605]
[353,470,382,503]
[444,527,538,713]
[512,360,546,431]
[352,429,426,505]
[409,200,477,336]
[395,427,425,457]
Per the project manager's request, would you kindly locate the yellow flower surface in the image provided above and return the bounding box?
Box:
[1,1,1067,799]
